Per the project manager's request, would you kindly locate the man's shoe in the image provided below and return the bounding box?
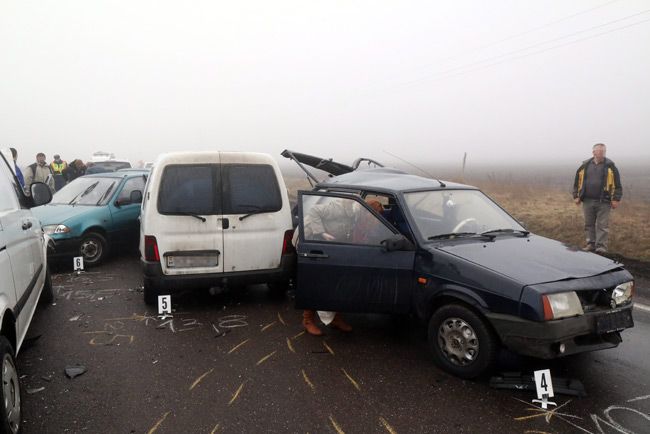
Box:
[582,244,595,252]
[302,310,323,336]
[330,314,352,332]
[595,247,607,254]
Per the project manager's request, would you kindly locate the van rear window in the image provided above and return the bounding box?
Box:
[223,165,281,214]
[157,163,281,215]
[158,165,221,215]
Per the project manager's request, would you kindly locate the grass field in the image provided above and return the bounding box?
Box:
[284,175,650,262]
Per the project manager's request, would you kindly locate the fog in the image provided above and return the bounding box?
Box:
[1,0,649,167]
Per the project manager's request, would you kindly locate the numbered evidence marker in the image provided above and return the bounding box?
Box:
[73,256,84,272]
[158,295,172,319]
[533,369,557,409]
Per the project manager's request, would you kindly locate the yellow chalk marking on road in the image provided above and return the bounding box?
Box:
[329,415,345,434]
[189,368,214,390]
[261,321,276,332]
[228,382,245,406]
[256,351,277,366]
[286,338,295,353]
[322,341,334,355]
[301,369,315,391]
[277,312,286,325]
[228,338,250,354]
[147,411,170,434]
[210,423,220,434]
[291,331,305,340]
[341,369,361,391]
[379,417,397,434]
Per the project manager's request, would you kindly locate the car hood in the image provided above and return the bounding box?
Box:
[31,204,100,225]
[433,235,622,285]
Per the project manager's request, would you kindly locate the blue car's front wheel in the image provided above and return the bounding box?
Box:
[79,232,109,266]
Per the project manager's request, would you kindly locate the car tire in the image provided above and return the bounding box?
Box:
[428,304,498,379]
[39,267,54,305]
[0,337,21,434]
[79,232,109,266]
[143,279,160,306]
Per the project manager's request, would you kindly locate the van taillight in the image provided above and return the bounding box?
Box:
[144,236,160,262]
[282,230,295,255]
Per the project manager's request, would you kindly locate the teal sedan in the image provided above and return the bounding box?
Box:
[32,170,148,266]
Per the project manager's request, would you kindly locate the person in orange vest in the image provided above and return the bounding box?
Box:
[50,154,68,191]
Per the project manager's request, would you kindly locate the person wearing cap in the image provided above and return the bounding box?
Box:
[50,154,68,191]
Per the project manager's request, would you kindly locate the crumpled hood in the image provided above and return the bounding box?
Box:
[31,204,99,226]
[434,235,622,285]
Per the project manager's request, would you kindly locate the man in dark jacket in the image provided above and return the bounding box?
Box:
[572,143,622,254]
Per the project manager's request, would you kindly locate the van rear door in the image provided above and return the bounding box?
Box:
[220,156,290,273]
[156,161,224,275]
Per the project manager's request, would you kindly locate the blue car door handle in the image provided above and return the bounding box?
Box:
[300,250,329,259]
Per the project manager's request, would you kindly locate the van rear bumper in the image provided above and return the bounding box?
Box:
[142,254,296,291]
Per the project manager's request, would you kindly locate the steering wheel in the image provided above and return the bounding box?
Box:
[452,218,477,233]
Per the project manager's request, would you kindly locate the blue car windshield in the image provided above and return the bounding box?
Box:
[51,177,118,206]
[403,189,524,240]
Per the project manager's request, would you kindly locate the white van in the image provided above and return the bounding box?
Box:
[139,151,295,305]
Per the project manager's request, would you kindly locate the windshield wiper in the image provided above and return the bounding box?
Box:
[481,228,529,237]
[428,232,494,241]
[176,212,206,222]
[238,205,273,221]
[69,181,99,205]
[96,182,115,205]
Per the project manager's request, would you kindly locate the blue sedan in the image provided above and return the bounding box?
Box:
[32,170,148,266]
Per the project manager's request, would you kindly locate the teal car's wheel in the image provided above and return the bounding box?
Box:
[0,337,21,434]
[79,232,109,266]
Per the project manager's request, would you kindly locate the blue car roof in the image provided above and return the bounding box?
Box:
[316,168,477,194]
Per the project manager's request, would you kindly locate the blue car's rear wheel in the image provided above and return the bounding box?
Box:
[79,232,108,266]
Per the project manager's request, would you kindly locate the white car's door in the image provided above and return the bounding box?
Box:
[219,160,291,273]
[0,157,38,314]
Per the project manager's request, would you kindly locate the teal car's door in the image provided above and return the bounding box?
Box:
[108,175,146,241]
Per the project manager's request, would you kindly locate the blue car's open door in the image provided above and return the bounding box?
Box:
[295,191,415,314]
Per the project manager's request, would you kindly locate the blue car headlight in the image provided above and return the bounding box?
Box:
[43,224,71,235]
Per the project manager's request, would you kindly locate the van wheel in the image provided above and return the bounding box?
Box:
[268,281,289,297]
[143,280,160,306]
[428,304,498,379]
[0,337,21,434]
[79,232,109,266]
[39,267,54,305]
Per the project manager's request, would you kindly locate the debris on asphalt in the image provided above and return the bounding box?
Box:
[212,323,230,338]
[64,365,88,379]
[27,387,45,394]
[489,372,587,397]
[41,375,53,382]
[69,314,83,321]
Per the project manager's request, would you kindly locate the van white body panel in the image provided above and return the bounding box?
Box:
[140,151,292,283]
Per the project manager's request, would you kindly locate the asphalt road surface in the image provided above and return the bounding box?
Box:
[19,254,650,433]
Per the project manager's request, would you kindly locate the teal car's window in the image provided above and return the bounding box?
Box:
[51,177,119,206]
[117,176,146,203]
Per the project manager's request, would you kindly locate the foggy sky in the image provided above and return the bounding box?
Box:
[1,0,649,167]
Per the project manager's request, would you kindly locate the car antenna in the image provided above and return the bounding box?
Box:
[381,149,446,187]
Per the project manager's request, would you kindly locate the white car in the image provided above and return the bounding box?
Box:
[139,151,295,305]
[0,149,53,433]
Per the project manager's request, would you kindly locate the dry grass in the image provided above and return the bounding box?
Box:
[284,175,650,262]
[479,182,650,262]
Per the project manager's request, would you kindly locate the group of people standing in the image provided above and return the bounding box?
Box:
[9,148,88,193]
